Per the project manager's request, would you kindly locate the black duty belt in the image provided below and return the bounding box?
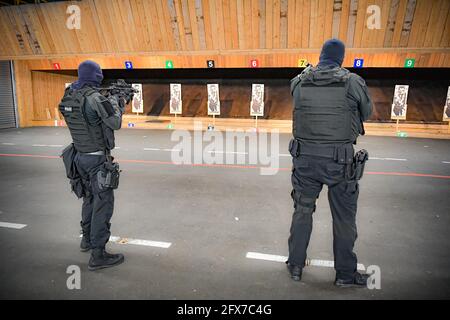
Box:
[292,139,354,164]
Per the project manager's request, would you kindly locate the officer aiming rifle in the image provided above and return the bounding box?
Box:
[60,61,135,271]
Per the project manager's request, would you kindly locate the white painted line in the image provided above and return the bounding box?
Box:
[1,143,15,146]
[246,252,365,271]
[0,222,27,229]
[443,161,450,164]
[246,252,286,262]
[79,234,171,248]
[143,148,161,151]
[207,150,248,155]
[278,154,407,160]
[371,157,407,161]
[32,144,63,148]
[163,148,181,152]
[145,147,181,152]
[110,236,172,248]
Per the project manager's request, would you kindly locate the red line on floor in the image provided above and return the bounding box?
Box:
[0,153,59,159]
[1,153,449,179]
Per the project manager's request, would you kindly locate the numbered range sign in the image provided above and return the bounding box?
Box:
[53,63,61,70]
[298,59,308,67]
[404,58,415,68]
[207,60,215,68]
[131,84,143,114]
[443,86,450,121]
[250,84,264,117]
[391,85,409,120]
[207,84,220,116]
[354,59,364,68]
[169,83,182,115]
[125,61,133,69]
[250,59,259,68]
[165,60,174,69]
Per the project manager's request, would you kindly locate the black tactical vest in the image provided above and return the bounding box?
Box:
[59,87,106,153]
[291,68,354,144]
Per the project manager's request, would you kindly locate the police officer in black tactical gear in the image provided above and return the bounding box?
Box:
[286,39,373,287]
[59,60,133,271]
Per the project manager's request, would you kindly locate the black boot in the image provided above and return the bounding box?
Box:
[80,235,91,252]
[80,222,91,252]
[88,248,124,271]
[286,261,302,281]
[335,272,370,288]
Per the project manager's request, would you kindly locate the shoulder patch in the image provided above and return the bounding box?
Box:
[99,97,115,117]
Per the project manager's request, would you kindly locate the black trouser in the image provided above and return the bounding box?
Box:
[74,153,115,250]
[288,149,359,281]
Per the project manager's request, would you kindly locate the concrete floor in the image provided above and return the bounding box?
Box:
[0,127,449,299]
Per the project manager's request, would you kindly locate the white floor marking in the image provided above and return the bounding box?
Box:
[143,148,160,151]
[371,157,407,161]
[32,144,62,148]
[278,154,407,160]
[79,234,171,248]
[246,252,365,271]
[1,143,15,146]
[110,236,172,248]
[443,161,450,164]
[0,222,27,229]
[207,150,248,155]
[144,148,181,152]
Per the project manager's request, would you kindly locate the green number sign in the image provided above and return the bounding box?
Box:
[165,60,174,69]
[404,59,415,68]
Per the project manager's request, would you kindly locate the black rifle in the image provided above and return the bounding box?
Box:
[96,79,137,105]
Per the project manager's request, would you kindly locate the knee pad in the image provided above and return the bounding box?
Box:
[292,190,316,210]
[292,192,316,223]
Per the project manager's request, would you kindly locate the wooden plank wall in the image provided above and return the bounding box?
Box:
[1,0,449,59]
[31,71,77,121]
[17,50,450,70]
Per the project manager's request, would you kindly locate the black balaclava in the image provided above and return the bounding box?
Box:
[72,60,104,90]
[317,39,346,68]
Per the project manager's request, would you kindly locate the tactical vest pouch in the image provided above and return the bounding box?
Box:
[101,123,115,150]
[61,143,86,198]
[61,143,78,179]
[97,161,120,191]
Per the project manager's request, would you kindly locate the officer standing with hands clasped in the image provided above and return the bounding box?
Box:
[286,39,373,287]
[59,60,134,271]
